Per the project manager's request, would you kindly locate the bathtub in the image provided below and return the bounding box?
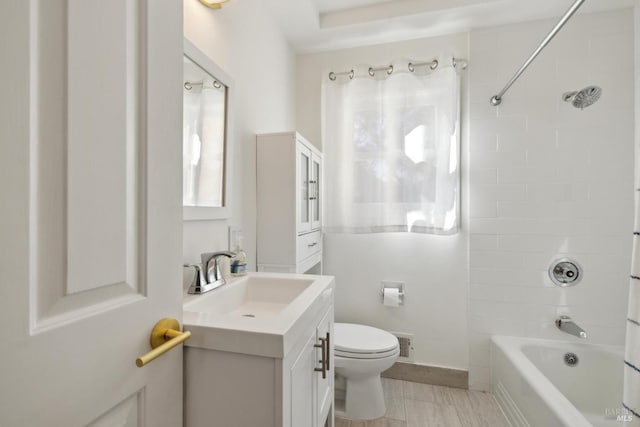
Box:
[491,336,625,427]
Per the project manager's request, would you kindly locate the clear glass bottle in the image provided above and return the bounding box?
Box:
[230,237,248,276]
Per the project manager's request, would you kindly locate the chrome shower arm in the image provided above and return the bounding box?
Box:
[490,0,586,106]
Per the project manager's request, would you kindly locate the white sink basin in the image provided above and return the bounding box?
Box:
[184,275,314,318]
[183,272,334,358]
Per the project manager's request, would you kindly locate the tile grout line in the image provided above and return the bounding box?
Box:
[401,381,408,426]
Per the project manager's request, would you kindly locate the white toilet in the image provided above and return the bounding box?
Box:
[334,323,400,420]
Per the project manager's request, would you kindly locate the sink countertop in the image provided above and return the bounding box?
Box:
[182,272,335,359]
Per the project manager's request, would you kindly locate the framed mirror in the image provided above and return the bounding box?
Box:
[183,39,233,220]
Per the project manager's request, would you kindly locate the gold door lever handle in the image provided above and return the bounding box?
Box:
[136,318,191,367]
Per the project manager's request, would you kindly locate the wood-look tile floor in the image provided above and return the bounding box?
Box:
[335,378,510,427]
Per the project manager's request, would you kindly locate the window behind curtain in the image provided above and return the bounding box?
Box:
[321,62,460,234]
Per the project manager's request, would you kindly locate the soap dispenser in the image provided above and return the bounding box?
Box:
[230,236,248,276]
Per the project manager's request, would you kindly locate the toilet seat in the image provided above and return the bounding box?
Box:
[335,347,400,360]
[334,323,399,360]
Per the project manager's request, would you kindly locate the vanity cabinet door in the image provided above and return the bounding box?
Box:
[316,308,333,427]
[291,330,317,427]
[290,305,334,427]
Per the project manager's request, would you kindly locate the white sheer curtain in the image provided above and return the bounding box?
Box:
[321,60,460,234]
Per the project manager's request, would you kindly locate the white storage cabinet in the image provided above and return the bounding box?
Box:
[257,132,323,273]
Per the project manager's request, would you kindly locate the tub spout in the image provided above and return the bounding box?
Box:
[555,315,587,339]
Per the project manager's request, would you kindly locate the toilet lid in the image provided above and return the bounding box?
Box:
[334,323,399,355]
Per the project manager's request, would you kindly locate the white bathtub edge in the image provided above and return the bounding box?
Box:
[491,335,594,427]
[494,381,530,427]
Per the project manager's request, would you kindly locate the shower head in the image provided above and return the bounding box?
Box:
[562,86,602,109]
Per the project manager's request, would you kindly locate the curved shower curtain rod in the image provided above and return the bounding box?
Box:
[490,0,586,106]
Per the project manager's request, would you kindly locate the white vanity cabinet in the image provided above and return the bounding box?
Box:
[257,132,323,274]
[183,274,335,427]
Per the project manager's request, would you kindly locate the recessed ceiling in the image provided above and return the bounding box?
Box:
[269,0,634,53]
[313,0,398,14]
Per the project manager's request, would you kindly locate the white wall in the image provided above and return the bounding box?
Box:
[183,0,296,268]
[468,9,635,390]
[636,2,640,185]
[296,34,470,370]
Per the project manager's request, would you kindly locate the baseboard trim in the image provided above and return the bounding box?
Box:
[382,362,468,389]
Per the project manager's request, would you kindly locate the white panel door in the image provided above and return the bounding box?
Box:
[0,1,183,426]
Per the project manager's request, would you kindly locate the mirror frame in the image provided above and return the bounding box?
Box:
[183,38,234,221]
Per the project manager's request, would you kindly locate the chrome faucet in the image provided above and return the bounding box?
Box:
[555,315,587,339]
[185,251,234,294]
[201,251,234,284]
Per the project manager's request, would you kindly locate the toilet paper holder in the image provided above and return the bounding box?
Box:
[381,281,405,305]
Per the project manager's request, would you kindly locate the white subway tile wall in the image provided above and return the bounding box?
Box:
[468,9,634,391]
